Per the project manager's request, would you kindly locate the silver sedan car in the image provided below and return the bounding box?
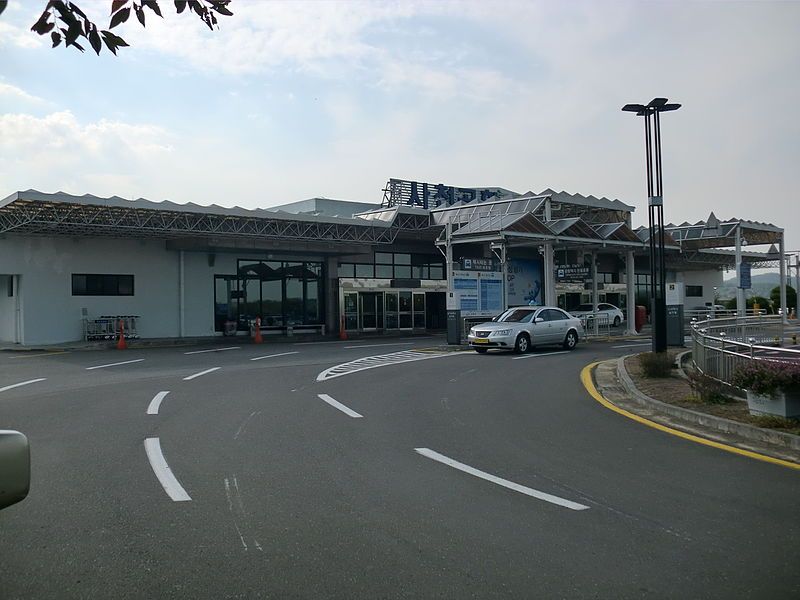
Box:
[467,306,584,354]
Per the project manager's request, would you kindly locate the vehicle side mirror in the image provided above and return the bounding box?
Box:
[491,316,498,322]
[534,317,545,323]
[0,431,30,510]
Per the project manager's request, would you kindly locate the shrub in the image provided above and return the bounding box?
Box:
[686,370,733,404]
[731,360,800,397]
[638,352,673,378]
[751,414,798,429]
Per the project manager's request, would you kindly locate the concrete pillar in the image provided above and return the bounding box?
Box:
[326,256,339,335]
[625,250,637,335]
[591,249,599,336]
[179,250,185,338]
[735,226,745,317]
[543,242,556,306]
[779,233,788,324]
[445,223,455,309]
[795,254,800,320]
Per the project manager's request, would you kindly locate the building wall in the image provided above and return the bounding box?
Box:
[0,275,16,342]
[0,236,182,344]
[675,269,724,308]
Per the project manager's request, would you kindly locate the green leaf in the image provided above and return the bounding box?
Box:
[135,5,145,26]
[65,20,81,45]
[143,0,162,17]
[109,6,130,28]
[71,40,85,52]
[174,1,187,14]
[111,0,127,14]
[51,31,62,47]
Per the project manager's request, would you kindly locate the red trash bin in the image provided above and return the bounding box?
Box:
[635,305,647,333]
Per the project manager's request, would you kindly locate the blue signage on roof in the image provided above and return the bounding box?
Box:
[382,178,512,209]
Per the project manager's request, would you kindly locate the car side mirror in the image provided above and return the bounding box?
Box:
[0,430,30,510]
[491,316,498,322]
[534,317,545,323]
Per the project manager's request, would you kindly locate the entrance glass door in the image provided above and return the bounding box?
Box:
[359,292,383,330]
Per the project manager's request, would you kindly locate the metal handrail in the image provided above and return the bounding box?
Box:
[690,315,799,386]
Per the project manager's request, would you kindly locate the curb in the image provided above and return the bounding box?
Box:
[616,355,800,452]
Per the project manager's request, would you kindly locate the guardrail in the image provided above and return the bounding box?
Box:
[690,314,800,385]
[579,313,612,338]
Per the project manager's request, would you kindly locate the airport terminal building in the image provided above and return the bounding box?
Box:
[0,179,787,345]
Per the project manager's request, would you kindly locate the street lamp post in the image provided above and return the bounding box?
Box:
[622,98,681,353]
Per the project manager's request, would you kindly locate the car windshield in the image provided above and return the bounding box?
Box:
[499,309,535,322]
[575,304,594,311]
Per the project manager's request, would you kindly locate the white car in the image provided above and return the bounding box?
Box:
[467,306,584,354]
[570,303,625,327]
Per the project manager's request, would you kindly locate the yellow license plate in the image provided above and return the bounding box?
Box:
[473,338,489,344]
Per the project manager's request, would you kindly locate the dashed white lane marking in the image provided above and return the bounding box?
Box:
[147,391,170,415]
[85,358,145,370]
[0,378,47,393]
[183,367,221,381]
[414,448,590,511]
[184,346,240,355]
[343,342,414,349]
[317,393,363,418]
[250,351,299,361]
[511,350,570,361]
[9,352,69,359]
[144,438,192,502]
[316,349,456,382]
[611,343,652,349]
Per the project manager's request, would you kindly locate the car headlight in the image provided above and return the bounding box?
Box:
[492,329,511,336]
[469,328,476,336]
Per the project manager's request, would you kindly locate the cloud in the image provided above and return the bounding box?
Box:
[0,20,42,49]
[0,82,46,105]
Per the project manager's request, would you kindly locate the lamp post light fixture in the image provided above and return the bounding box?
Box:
[622,97,681,353]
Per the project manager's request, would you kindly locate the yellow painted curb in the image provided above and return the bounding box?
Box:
[580,362,800,471]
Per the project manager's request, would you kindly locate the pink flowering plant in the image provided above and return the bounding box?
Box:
[731,360,800,397]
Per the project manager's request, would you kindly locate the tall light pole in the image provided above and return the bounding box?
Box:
[622,98,681,354]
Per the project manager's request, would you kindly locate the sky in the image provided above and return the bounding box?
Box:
[1,0,798,255]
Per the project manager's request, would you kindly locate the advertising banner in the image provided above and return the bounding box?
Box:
[506,259,543,306]
[452,269,504,316]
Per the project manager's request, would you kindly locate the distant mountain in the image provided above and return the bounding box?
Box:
[718,272,794,299]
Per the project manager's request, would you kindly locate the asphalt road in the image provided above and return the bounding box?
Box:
[0,335,798,599]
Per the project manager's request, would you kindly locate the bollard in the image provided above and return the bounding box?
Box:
[339,315,348,341]
[117,319,127,350]
[253,317,263,344]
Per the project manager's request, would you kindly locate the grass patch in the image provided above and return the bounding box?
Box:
[751,414,799,430]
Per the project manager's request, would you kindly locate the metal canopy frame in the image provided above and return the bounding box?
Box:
[0,192,434,245]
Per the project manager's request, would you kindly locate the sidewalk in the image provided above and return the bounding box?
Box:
[588,356,800,467]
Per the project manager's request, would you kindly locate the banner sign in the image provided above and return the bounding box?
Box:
[506,259,543,306]
[738,263,752,290]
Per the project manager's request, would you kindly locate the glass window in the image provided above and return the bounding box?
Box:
[376,264,393,278]
[284,262,303,325]
[501,309,535,323]
[394,265,412,278]
[412,265,424,279]
[413,294,425,312]
[71,274,134,296]
[237,260,262,278]
[399,314,412,328]
[344,293,358,313]
[240,278,260,324]
[375,252,393,264]
[429,265,444,279]
[394,253,411,265]
[305,279,320,323]
[338,263,355,278]
[686,285,703,297]
[355,264,374,278]
[414,313,425,328]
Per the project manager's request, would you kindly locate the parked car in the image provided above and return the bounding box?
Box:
[570,303,625,327]
[467,306,584,354]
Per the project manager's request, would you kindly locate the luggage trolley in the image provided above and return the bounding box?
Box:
[83,315,140,341]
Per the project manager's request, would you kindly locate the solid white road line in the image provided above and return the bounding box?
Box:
[184,346,240,355]
[343,342,414,349]
[317,393,363,418]
[512,351,569,361]
[144,437,192,502]
[414,448,590,511]
[250,351,299,361]
[0,378,47,393]
[183,367,221,381]
[611,343,652,349]
[85,358,145,370]
[147,391,170,415]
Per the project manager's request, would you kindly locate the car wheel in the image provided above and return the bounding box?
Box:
[613,316,621,327]
[563,329,578,350]
[474,347,488,354]
[514,333,530,354]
